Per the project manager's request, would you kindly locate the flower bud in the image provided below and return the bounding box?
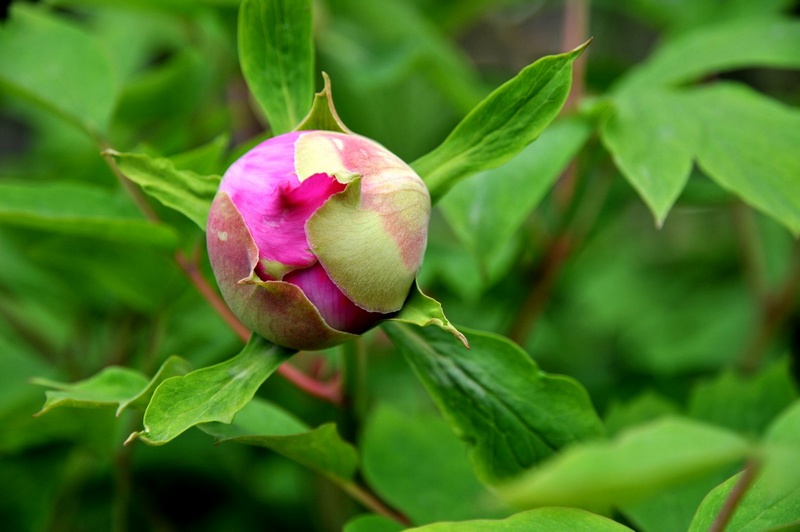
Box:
[207,130,430,350]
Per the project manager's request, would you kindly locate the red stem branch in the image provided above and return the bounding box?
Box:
[710,461,759,532]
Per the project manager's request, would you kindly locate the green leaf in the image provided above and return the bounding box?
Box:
[688,83,800,235]
[344,514,405,532]
[32,368,149,416]
[0,4,118,138]
[294,72,352,133]
[412,42,589,203]
[238,0,314,135]
[198,397,357,480]
[618,18,800,91]
[361,404,509,525]
[688,358,798,438]
[499,418,751,509]
[169,134,231,176]
[439,116,592,262]
[131,335,293,445]
[382,323,604,482]
[103,150,221,230]
[406,508,633,531]
[389,282,468,348]
[604,390,681,437]
[603,83,800,232]
[690,400,800,531]
[116,356,193,415]
[620,469,736,532]
[600,91,698,225]
[32,356,194,418]
[0,181,178,248]
[322,0,484,115]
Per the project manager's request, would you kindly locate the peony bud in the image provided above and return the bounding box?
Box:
[207,130,430,351]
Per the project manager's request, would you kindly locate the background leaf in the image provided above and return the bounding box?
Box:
[619,18,800,90]
[361,403,509,525]
[440,116,592,261]
[199,397,358,480]
[499,418,751,509]
[406,508,633,531]
[0,4,118,137]
[689,400,800,531]
[600,91,698,224]
[412,43,588,203]
[344,514,405,532]
[133,335,292,445]
[689,83,800,235]
[238,0,314,134]
[688,358,798,438]
[0,181,178,248]
[382,323,604,482]
[104,150,221,230]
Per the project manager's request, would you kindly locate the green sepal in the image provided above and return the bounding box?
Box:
[388,281,468,348]
[294,72,354,134]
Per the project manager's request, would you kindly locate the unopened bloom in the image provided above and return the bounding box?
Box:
[207,130,430,350]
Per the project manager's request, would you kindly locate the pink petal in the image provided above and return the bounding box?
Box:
[283,263,384,334]
[220,132,345,276]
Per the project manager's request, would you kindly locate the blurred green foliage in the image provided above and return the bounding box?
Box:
[1,0,800,530]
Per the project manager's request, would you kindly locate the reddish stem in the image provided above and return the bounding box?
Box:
[710,461,759,532]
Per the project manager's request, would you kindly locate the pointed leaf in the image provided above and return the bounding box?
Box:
[499,418,751,509]
[238,0,314,134]
[0,4,118,137]
[440,116,592,262]
[382,323,604,482]
[407,508,633,532]
[601,91,698,225]
[689,83,800,235]
[0,181,178,248]
[389,282,468,348]
[412,42,589,203]
[199,398,357,480]
[131,335,293,445]
[104,150,221,230]
[32,368,149,416]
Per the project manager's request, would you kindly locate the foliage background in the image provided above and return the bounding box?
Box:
[1,0,800,530]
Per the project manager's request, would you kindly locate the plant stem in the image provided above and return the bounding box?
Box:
[739,240,800,373]
[508,234,573,344]
[173,249,251,340]
[562,0,589,111]
[555,0,590,209]
[338,480,411,526]
[710,461,759,532]
[507,0,595,345]
[101,147,343,405]
[731,202,768,301]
